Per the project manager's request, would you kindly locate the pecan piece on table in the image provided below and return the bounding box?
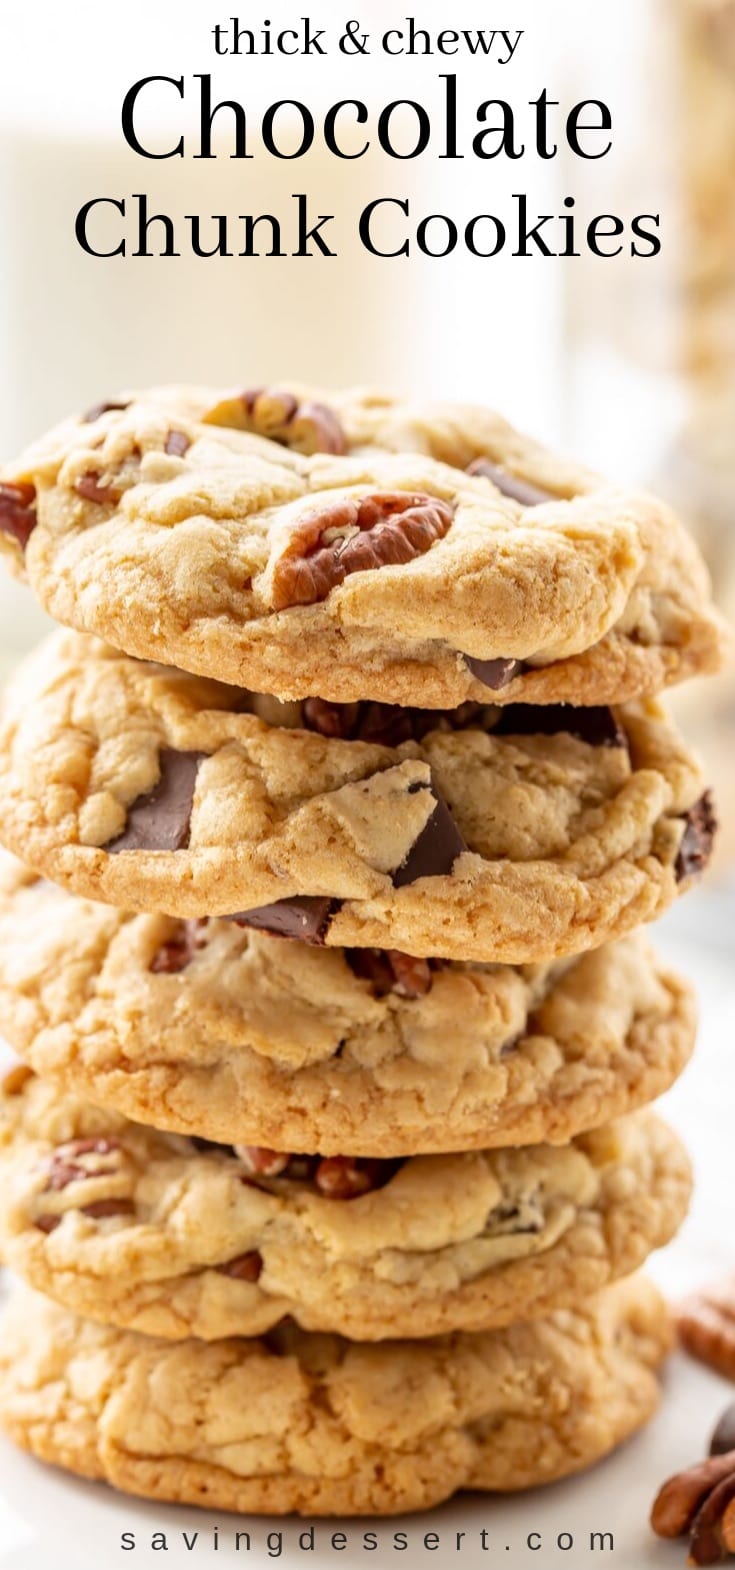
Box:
[270,491,454,610]
[0,481,37,550]
[677,1274,735,1379]
[652,1450,735,1565]
[202,385,347,455]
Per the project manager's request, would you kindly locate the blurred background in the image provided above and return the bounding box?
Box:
[0,0,732,830]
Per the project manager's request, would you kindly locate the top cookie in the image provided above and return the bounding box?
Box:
[0,385,727,706]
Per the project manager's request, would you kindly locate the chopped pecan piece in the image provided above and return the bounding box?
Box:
[271,491,454,610]
[677,1275,735,1379]
[235,1146,290,1177]
[347,948,434,998]
[314,1156,392,1199]
[79,1198,136,1221]
[43,1136,123,1192]
[203,386,347,455]
[0,481,37,549]
[217,1251,263,1282]
[232,1146,398,1199]
[150,919,208,974]
[301,697,477,747]
[676,792,718,882]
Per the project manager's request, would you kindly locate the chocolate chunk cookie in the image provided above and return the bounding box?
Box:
[0,385,726,706]
[0,1277,671,1513]
[0,632,714,961]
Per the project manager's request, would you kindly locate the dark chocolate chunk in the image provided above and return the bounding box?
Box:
[493,704,628,749]
[81,399,130,423]
[393,783,467,888]
[0,482,37,550]
[107,750,205,854]
[463,655,523,691]
[710,1402,735,1457]
[675,790,718,882]
[164,429,191,457]
[226,895,338,944]
[302,697,476,746]
[217,1250,263,1282]
[467,458,555,507]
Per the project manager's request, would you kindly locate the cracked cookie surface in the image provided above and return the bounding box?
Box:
[0,632,714,960]
[0,384,726,707]
[0,1071,690,1341]
[0,855,697,1153]
[0,1278,671,1514]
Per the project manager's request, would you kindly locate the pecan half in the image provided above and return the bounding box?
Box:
[202,386,347,455]
[271,492,454,610]
[677,1275,735,1379]
[652,1452,735,1564]
[0,481,37,550]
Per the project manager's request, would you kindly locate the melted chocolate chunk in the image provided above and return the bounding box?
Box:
[0,482,37,550]
[226,895,338,944]
[675,790,717,882]
[711,1402,735,1457]
[463,655,523,691]
[81,399,131,424]
[107,750,205,854]
[493,704,627,749]
[467,458,555,507]
[393,783,467,888]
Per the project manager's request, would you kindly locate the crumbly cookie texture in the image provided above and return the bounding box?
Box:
[0,632,714,961]
[0,1071,690,1342]
[0,1279,671,1514]
[0,854,697,1153]
[0,385,726,707]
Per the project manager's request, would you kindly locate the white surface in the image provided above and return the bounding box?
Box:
[0,886,732,1568]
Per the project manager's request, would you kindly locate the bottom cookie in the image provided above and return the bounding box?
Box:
[0,1279,671,1516]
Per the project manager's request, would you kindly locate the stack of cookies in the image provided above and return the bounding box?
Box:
[0,386,726,1516]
